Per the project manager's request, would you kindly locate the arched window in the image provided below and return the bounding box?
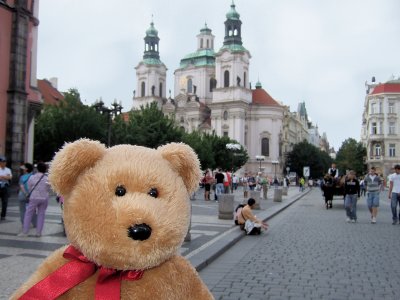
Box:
[224,70,229,88]
[180,116,184,123]
[187,78,193,93]
[151,85,155,96]
[210,78,217,92]
[223,111,228,120]
[233,28,238,36]
[159,82,163,97]
[141,82,145,97]
[261,138,269,157]
[206,39,209,48]
[200,38,203,48]
[243,72,246,88]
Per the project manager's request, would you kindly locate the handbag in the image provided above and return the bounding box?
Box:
[26,174,45,201]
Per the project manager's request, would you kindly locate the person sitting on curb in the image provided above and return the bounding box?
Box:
[237,198,268,235]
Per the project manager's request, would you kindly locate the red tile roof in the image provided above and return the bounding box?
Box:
[252,88,281,106]
[371,83,400,95]
[37,79,64,105]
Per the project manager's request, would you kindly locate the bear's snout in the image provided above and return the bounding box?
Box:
[128,223,152,241]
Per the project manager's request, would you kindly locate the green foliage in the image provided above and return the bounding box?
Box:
[34,89,106,162]
[286,140,332,178]
[182,131,215,170]
[335,138,366,176]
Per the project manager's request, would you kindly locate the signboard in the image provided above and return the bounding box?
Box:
[303,166,310,177]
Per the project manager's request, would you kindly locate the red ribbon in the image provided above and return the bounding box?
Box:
[19,245,144,300]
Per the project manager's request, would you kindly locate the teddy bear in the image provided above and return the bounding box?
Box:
[11,139,214,300]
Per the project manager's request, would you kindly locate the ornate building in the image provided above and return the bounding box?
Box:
[361,76,400,176]
[0,0,41,179]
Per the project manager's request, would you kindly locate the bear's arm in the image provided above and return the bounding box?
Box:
[10,245,69,300]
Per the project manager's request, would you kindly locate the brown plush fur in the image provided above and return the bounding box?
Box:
[11,139,213,299]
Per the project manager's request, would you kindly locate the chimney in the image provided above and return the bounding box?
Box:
[49,77,58,89]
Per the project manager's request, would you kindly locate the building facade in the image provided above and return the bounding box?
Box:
[0,0,41,179]
[361,76,400,176]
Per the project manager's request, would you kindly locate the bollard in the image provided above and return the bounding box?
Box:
[249,191,261,210]
[273,187,283,202]
[282,186,288,196]
[218,194,234,219]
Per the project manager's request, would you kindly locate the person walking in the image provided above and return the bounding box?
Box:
[203,170,214,201]
[0,156,12,221]
[17,163,37,227]
[388,164,400,225]
[214,169,225,201]
[359,178,366,197]
[364,166,383,224]
[343,170,360,223]
[18,162,50,237]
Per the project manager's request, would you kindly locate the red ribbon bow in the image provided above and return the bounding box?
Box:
[19,245,144,300]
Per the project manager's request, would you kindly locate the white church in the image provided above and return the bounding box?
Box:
[132,2,310,177]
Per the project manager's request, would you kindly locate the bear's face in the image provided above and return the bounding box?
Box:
[50,141,200,271]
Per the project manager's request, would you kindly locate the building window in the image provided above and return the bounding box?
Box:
[200,38,203,48]
[224,70,230,87]
[245,131,248,146]
[223,111,228,120]
[389,144,396,157]
[206,39,209,48]
[187,78,193,93]
[180,116,184,123]
[141,82,145,97]
[261,138,269,157]
[389,102,395,114]
[159,82,163,97]
[371,103,376,114]
[374,144,381,156]
[210,78,217,92]
[371,122,377,134]
[243,72,246,88]
[389,122,396,134]
[223,131,229,137]
[379,121,383,134]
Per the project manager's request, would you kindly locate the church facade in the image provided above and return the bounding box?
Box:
[133,3,290,177]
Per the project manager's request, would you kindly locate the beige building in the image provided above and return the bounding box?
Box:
[361,76,400,176]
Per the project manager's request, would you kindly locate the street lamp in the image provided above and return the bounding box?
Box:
[93,99,123,146]
[271,160,279,179]
[255,155,265,172]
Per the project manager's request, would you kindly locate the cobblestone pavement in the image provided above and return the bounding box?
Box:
[200,188,400,300]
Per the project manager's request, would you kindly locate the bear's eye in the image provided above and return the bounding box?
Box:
[115,186,126,197]
[148,188,158,198]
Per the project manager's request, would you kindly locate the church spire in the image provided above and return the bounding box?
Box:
[143,19,160,60]
[223,0,242,46]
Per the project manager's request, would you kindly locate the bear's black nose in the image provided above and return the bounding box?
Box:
[128,223,152,241]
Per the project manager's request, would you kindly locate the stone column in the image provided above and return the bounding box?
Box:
[218,194,234,219]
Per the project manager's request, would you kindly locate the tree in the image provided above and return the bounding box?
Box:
[286,140,332,178]
[182,131,215,170]
[335,138,366,176]
[34,89,106,162]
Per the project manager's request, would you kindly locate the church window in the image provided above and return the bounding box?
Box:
[155,44,158,52]
[151,85,155,96]
[200,38,203,48]
[206,39,209,48]
[223,111,228,120]
[210,78,217,92]
[145,44,148,51]
[159,82,163,97]
[223,131,229,137]
[180,116,184,123]
[187,78,193,93]
[224,71,230,87]
[243,72,246,88]
[211,39,214,49]
[141,82,145,97]
[261,138,270,157]
[233,28,238,36]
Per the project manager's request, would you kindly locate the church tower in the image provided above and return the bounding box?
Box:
[210,1,252,145]
[133,20,167,109]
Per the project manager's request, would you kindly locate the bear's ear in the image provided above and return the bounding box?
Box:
[158,143,201,194]
[49,139,106,196]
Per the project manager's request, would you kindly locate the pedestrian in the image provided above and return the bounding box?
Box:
[18,162,51,237]
[237,198,268,235]
[343,170,360,223]
[299,177,305,192]
[0,155,12,221]
[223,170,231,194]
[202,170,214,201]
[17,163,37,227]
[232,174,239,190]
[359,178,366,197]
[214,168,225,201]
[322,174,334,209]
[248,173,256,191]
[364,166,383,224]
[242,173,249,198]
[388,164,400,225]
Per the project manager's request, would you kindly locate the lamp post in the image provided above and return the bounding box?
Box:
[271,160,279,179]
[93,99,123,146]
[255,155,265,172]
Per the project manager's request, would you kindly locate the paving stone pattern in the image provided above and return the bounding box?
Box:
[200,189,400,300]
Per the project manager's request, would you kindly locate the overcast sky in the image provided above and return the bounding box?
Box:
[37,0,400,151]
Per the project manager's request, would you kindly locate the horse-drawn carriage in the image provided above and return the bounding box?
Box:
[321,176,344,209]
